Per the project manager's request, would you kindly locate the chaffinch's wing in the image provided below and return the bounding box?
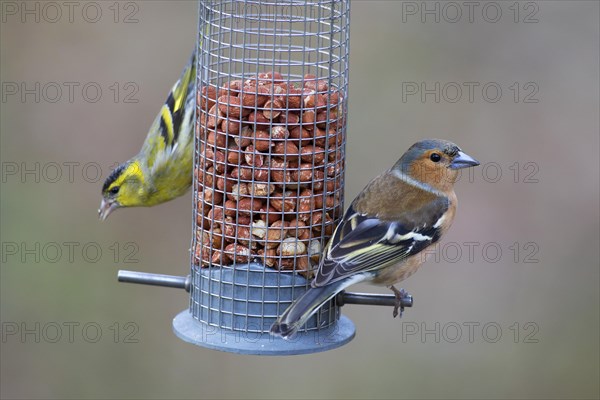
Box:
[313,176,450,288]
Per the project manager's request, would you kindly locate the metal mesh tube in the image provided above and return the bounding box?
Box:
[191,0,350,334]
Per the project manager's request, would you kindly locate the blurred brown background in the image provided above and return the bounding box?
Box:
[1,1,598,399]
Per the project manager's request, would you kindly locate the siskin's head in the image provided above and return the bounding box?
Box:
[99,160,146,220]
[394,139,480,192]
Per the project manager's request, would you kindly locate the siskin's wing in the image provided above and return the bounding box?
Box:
[141,49,196,175]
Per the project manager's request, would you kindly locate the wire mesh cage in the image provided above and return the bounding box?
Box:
[117,0,413,355]
[178,0,352,354]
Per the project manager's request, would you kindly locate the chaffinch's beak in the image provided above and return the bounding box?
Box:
[98,199,118,221]
[450,151,480,169]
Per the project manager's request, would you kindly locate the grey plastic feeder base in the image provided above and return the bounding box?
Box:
[172,310,356,355]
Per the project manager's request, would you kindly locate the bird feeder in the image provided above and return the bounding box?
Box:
[118,0,412,355]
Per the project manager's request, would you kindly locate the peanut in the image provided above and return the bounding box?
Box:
[224,243,251,263]
[265,220,287,249]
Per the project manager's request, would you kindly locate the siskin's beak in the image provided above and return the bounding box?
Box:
[450,151,480,169]
[98,198,119,221]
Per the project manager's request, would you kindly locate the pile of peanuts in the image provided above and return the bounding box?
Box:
[194,72,345,277]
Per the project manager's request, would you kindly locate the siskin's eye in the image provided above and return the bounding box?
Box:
[109,186,120,195]
[430,153,441,162]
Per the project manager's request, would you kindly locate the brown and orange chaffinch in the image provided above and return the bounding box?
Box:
[271,139,480,338]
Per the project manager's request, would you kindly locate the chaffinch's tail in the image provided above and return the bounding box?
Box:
[270,275,365,339]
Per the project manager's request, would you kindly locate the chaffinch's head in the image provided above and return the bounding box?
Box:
[393,139,479,192]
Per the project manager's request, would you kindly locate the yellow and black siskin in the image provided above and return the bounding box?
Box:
[99,50,196,220]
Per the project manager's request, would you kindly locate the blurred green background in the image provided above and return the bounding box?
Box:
[1,1,598,399]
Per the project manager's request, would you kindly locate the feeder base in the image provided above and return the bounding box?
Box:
[172,310,355,355]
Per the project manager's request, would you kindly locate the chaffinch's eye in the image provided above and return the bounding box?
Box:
[430,153,441,162]
[109,186,120,195]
